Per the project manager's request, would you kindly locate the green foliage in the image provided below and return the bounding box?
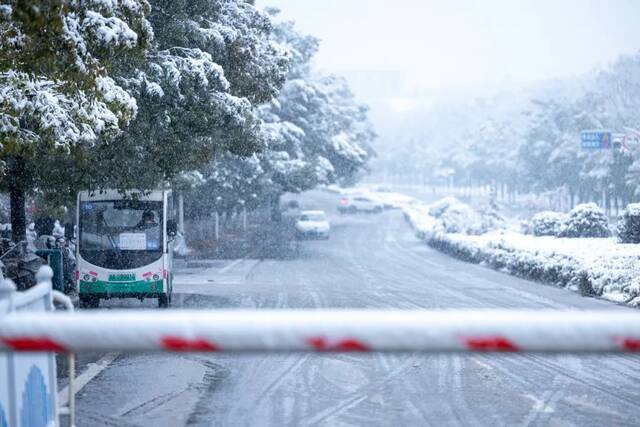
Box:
[186,12,375,217]
[0,0,152,238]
[92,0,290,193]
[0,1,373,229]
[616,203,640,244]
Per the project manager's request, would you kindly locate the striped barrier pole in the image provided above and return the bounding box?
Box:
[1,309,640,353]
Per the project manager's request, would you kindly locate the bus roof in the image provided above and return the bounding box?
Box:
[78,189,169,202]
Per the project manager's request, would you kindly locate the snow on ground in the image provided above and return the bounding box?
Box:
[328,185,640,307]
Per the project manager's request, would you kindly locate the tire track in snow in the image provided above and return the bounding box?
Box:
[300,356,423,426]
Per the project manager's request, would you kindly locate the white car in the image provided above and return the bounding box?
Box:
[337,195,384,214]
[295,210,330,240]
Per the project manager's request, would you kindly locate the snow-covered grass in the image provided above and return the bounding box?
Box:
[332,185,640,307]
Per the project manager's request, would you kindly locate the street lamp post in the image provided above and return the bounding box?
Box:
[214,196,222,240]
[239,200,247,232]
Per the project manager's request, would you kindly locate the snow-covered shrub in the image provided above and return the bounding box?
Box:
[439,202,483,234]
[428,197,462,218]
[617,203,640,243]
[477,206,505,233]
[427,198,503,235]
[531,211,566,236]
[557,203,610,238]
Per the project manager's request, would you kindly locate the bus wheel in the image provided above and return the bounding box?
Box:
[80,295,99,309]
[158,294,169,308]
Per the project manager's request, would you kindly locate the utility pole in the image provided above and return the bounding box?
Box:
[178,193,185,234]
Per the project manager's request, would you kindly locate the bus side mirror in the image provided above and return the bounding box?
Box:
[167,220,178,237]
[64,223,74,240]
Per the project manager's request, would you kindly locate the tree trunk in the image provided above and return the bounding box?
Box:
[8,157,27,243]
[9,186,26,243]
[270,193,282,223]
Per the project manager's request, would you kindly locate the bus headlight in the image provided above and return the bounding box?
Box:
[153,274,160,281]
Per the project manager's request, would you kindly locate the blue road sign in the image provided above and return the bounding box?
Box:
[581,131,612,149]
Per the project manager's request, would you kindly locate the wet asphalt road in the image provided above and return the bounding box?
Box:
[73,191,640,427]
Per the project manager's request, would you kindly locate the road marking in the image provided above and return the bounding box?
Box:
[58,352,120,405]
[219,259,244,274]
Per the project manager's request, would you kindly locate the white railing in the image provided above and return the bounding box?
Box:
[1,309,640,354]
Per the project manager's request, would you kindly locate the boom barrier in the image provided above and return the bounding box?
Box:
[3,274,640,427]
[2,309,640,353]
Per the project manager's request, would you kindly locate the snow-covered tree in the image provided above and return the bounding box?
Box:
[84,0,290,193]
[188,152,267,216]
[425,52,640,212]
[259,10,375,189]
[187,10,375,218]
[266,74,375,185]
[518,55,640,209]
[0,0,152,241]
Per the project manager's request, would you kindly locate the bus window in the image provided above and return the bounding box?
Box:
[79,200,164,269]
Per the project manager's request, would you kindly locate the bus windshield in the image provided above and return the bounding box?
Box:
[79,199,164,269]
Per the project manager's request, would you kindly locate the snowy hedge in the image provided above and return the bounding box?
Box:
[423,197,504,235]
[403,197,640,307]
[531,211,566,236]
[557,203,610,238]
[617,203,640,244]
[427,233,584,291]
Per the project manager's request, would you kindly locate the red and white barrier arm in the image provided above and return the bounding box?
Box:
[1,309,640,353]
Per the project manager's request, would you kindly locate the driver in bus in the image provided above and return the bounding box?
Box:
[135,210,158,230]
[134,210,161,250]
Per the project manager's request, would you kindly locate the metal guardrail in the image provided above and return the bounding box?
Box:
[0,266,77,427]
[50,287,75,427]
[1,309,640,354]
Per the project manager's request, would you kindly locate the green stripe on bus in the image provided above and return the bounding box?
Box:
[79,280,163,294]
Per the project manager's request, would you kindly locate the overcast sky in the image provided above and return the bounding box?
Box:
[258,0,640,91]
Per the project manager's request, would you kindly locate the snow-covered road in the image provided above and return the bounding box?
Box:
[72,191,640,426]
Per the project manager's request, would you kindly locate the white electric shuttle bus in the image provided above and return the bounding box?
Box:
[75,189,177,308]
